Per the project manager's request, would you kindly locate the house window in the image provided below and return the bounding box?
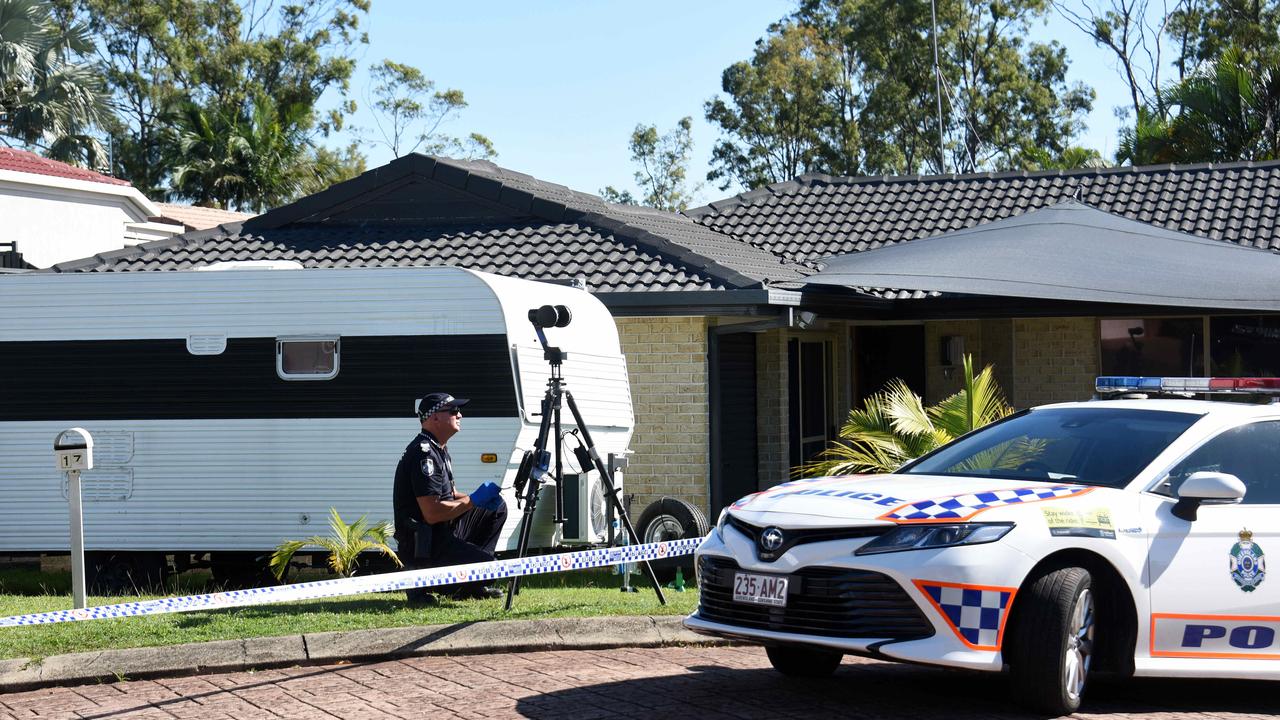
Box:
[1209,316,1280,377]
[1099,318,1204,377]
[276,337,339,380]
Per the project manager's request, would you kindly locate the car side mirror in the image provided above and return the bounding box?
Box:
[1172,471,1246,521]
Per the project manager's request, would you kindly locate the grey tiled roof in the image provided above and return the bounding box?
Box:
[687,162,1280,273]
[51,155,803,293]
[66,222,729,292]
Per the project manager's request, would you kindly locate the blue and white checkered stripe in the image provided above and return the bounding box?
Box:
[880,484,1092,522]
[0,538,701,628]
[918,582,1013,649]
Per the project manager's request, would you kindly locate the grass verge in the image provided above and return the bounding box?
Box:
[0,567,698,662]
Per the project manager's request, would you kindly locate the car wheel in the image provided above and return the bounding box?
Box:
[1009,566,1095,715]
[636,498,708,584]
[765,645,843,678]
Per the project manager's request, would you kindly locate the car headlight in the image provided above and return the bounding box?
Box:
[854,522,1014,555]
[716,507,730,532]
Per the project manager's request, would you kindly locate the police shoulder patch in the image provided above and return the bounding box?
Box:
[421,458,436,476]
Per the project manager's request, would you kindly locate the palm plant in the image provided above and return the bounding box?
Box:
[0,0,110,166]
[270,508,401,581]
[798,355,1013,476]
[1119,46,1280,165]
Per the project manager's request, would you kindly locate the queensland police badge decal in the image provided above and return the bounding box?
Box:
[1229,528,1266,592]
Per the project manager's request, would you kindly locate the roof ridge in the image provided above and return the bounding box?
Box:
[685,159,1280,219]
[428,155,790,288]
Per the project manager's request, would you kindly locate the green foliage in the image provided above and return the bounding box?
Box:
[705,0,1095,189]
[798,355,1013,476]
[0,0,110,166]
[1168,0,1280,73]
[600,116,700,211]
[52,0,369,200]
[1118,45,1280,164]
[167,93,314,211]
[269,508,401,581]
[361,58,494,160]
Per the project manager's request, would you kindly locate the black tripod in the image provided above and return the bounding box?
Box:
[505,305,667,610]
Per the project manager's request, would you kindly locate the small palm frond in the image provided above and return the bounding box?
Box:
[271,508,401,581]
[797,354,1013,478]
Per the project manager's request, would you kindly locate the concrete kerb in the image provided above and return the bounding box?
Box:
[0,615,729,692]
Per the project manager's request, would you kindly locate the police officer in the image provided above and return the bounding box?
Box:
[393,392,508,604]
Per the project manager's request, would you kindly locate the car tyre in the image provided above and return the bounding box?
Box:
[765,645,843,678]
[636,497,708,584]
[1009,566,1095,715]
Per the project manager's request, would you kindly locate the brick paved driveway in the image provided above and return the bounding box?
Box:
[1,645,1274,719]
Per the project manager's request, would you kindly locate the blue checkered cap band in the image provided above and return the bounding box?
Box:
[418,393,469,417]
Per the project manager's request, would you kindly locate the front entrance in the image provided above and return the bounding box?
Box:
[710,332,758,514]
[854,325,925,406]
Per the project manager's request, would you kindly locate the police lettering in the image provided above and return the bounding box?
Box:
[771,487,905,506]
[1182,623,1277,649]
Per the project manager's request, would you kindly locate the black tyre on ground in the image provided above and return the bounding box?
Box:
[765,645,843,678]
[1008,565,1095,716]
[635,497,708,584]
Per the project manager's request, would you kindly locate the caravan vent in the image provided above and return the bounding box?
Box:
[187,334,227,355]
[62,469,134,502]
[89,431,134,465]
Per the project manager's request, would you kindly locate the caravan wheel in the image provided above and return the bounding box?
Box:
[636,498,709,584]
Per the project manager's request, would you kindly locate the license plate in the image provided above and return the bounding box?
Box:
[733,572,789,607]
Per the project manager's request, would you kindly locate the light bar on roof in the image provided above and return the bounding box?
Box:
[1096,376,1280,394]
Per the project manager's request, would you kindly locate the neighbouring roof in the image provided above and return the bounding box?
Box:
[151,203,254,231]
[50,154,804,292]
[805,200,1280,311]
[0,147,130,187]
[688,161,1280,268]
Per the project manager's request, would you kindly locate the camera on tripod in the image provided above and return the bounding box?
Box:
[504,303,667,609]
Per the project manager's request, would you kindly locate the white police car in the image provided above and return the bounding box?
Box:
[684,377,1280,715]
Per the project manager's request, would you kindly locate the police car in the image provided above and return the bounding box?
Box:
[684,377,1280,715]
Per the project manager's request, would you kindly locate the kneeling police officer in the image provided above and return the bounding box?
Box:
[393,392,508,604]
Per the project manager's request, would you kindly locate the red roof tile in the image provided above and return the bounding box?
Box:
[0,147,131,186]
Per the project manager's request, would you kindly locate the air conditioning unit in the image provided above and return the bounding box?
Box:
[561,473,611,545]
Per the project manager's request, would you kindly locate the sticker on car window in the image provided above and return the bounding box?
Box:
[1041,507,1116,539]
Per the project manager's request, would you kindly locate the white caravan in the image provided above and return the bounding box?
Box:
[0,266,633,586]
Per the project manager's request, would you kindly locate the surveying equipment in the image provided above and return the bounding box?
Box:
[506,304,667,609]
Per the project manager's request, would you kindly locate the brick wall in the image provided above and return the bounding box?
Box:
[1012,317,1098,407]
[614,316,709,515]
[756,329,790,490]
[923,320,983,403]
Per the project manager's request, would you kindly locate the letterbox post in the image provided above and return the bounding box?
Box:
[54,428,93,609]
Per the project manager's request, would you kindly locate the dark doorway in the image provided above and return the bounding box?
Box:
[710,332,758,514]
[854,325,926,406]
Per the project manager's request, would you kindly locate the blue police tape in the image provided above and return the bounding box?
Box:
[0,537,703,628]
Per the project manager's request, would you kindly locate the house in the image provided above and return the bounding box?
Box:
[39,154,1280,516]
[0,148,187,269]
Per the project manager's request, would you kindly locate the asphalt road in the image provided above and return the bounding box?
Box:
[0,645,1275,719]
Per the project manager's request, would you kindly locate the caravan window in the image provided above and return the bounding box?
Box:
[276,337,340,380]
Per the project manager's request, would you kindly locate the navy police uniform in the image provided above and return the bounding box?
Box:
[393,424,507,602]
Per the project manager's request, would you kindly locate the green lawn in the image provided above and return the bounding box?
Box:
[0,567,698,662]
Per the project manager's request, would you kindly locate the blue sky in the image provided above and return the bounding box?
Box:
[333,1,1138,206]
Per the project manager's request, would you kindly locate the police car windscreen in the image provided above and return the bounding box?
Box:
[901,408,1202,488]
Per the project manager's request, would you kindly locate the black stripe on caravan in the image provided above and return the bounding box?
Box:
[0,335,519,420]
